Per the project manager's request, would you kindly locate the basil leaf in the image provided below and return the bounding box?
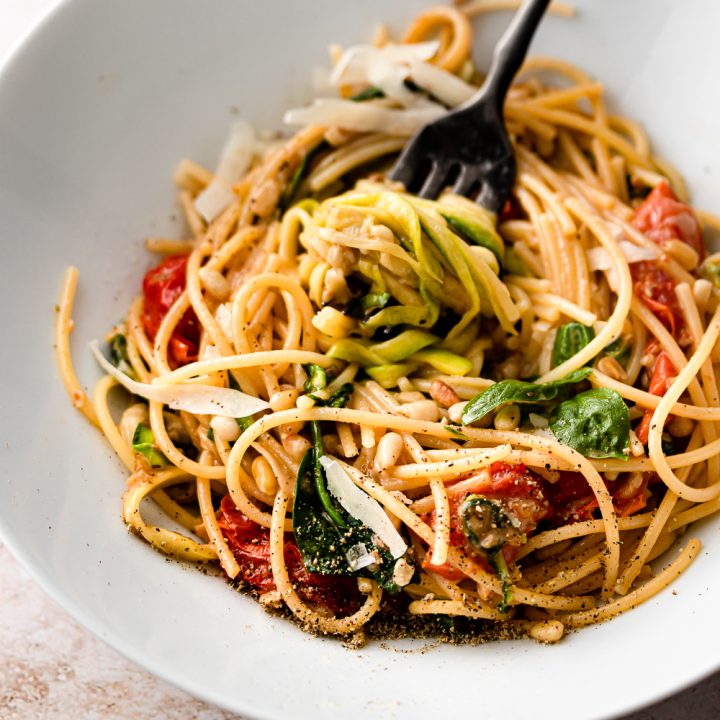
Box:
[293,450,400,592]
[109,334,136,380]
[604,337,631,367]
[550,387,630,459]
[236,416,254,432]
[311,383,354,408]
[350,86,384,102]
[132,423,167,467]
[280,140,329,210]
[461,368,592,426]
[309,423,346,528]
[303,363,327,393]
[552,323,595,368]
[293,450,349,573]
[460,495,517,612]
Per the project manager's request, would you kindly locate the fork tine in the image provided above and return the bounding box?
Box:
[389,141,424,190]
[418,162,449,200]
[452,166,480,198]
[477,182,502,214]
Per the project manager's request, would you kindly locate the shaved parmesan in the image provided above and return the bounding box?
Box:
[284,98,444,136]
[408,61,475,107]
[587,240,658,272]
[90,341,269,417]
[195,121,255,222]
[319,456,407,559]
[365,56,416,106]
[346,543,378,571]
[194,182,236,224]
[329,42,439,87]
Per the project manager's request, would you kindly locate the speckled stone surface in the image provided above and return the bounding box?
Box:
[1,543,719,720]
[0,545,240,720]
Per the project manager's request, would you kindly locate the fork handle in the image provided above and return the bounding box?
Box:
[478,0,551,112]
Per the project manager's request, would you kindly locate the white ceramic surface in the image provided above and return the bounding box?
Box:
[0,2,718,719]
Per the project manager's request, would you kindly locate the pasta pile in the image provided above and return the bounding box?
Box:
[57,2,720,644]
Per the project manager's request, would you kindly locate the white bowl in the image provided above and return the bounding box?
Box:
[1,1,719,718]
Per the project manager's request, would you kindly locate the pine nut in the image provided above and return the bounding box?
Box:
[494,404,520,431]
[282,433,312,462]
[199,266,230,301]
[269,386,300,412]
[396,391,426,403]
[252,455,278,495]
[120,403,149,446]
[374,432,404,472]
[597,355,627,381]
[400,400,441,422]
[429,380,460,408]
[530,620,564,643]
[280,421,305,435]
[448,401,468,424]
[296,395,315,411]
[693,278,713,310]
[210,415,241,442]
[668,415,694,438]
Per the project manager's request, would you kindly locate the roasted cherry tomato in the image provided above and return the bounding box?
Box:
[141,255,200,368]
[631,261,684,337]
[633,180,704,260]
[636,352,677,445]
[547,470,650,523]
[424,462,550,580]
[217,495,361,615]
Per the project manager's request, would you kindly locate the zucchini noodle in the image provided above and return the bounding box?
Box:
[55,3,720,644]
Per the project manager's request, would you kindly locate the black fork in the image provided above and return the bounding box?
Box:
[389,0,551,212]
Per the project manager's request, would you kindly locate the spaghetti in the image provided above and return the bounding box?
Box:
[56,3,720,644]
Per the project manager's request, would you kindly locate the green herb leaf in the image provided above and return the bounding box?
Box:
[350,86,385,102]
[109,334,136,379]
[550,387,630,459]
[303,364,328,393]
[311,383,354,408]
[236,416,254,432]
[445,425,469,441]
[604,337,631,367]
[552,323,595,368]
[292,449,400,592]
[461,368,592,426]
[279,141,329,210]
[460,495,521,613]
[132,423,168,467]
[207,428,215,441]
[309,422,346,528]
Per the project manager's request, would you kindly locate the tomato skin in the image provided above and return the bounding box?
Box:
[633,181,704,260]
[546,471,650,524]
[424,463,550,578]
[631,261,683,336]
[635,352,677,444]
[217,496,361,614]
[141,255,200,368]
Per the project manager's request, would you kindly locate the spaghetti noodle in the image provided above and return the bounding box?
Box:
[56,3,720,644]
